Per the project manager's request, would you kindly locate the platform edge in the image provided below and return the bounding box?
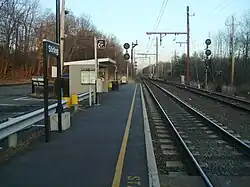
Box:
[140,83,161,187]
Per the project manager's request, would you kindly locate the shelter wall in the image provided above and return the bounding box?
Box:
[69,64,95,95]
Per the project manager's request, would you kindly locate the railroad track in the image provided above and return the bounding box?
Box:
[143,83,192,175]
[0,101,55,123]
[143,79,250,187]
[161,80,250,112]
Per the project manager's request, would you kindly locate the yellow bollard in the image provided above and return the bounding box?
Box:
[71,94,79,105]
[63,97,71,108]
[108,81,112,91]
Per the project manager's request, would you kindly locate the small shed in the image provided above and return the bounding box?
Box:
[64,58,116,95]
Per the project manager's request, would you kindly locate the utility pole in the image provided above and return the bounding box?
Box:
[114,51,117,80]
[148,57,151,76]
[231,15,235,87]
[126,61,129,79]
[194,56,200,88]
[225,15,240,87]
[187,6,190,83]
[60,0,65,74]
[161,62,164,79]
[174,50,177,63]
[146,6,194,83]
[55,0,62,132]
[156,37,159,79]
[131,40,138,79]
[60,0,69,74]
[172,50,176,77]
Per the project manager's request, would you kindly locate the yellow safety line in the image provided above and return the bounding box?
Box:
[111,83,138,187]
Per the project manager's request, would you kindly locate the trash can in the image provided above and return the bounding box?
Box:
[54,77,69,97]
[112,81,119,91]
[62,77,69,97]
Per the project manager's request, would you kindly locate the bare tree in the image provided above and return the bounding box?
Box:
[0,0,128,81]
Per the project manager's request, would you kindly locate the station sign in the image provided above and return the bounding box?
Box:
[42,39,60,143]
[43,39,59,57]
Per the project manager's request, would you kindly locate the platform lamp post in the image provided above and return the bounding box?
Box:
[60,0,69,74]
[55,0,70,132]
[55,0,63,132]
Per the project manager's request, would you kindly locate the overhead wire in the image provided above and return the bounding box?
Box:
[147,0,169,51]
[211,0,233,16]
[155,0,169,32]
[145,0,232,61]
[146,0,169,51]
[146,0,166,49]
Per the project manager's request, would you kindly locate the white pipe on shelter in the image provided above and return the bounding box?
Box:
[94,36,98,104]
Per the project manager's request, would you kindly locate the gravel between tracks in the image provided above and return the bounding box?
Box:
[156,81,250,141]
[147,81,250,176]
[143,85,168,174]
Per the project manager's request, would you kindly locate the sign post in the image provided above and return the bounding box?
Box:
[43,39,60,142]
[94,37,106,104]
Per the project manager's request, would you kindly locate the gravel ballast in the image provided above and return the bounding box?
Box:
[156,81,250,142]
[143,84,190,175]
[147,81,250,177]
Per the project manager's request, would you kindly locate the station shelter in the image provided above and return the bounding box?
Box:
[63,58,116,96]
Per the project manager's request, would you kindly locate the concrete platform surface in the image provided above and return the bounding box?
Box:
[0,83,149,187]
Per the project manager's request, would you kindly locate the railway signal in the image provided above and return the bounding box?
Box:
[124,53,130,60]
[123,42,131,60]
[123,43,130,49]
[205,39,211,46]
[205,39,212,57]
[123,42,132,79]
[205,49,211,56]
[204,39,212,90]
[134,61,138,71]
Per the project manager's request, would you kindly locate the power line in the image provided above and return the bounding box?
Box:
[213,0,228,12]
[146,0,169,50]
[147,0,169,51]
[155,0,169,30]
[212,0,233,15]
[146,0,166,49]
[153,0,167,31]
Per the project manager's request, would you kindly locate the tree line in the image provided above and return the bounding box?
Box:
[0,0,129,81]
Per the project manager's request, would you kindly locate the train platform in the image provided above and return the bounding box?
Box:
[0,83,155,187]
